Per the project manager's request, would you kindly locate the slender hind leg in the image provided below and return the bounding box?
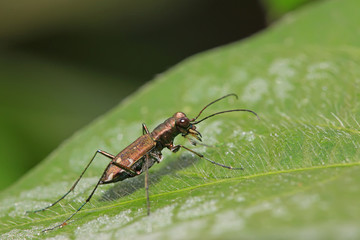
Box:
[169,144,244,170]
[42,167,109,232]
[142,123,153,215]
[144,154,150,216]
[27,150,115,214]
[42,156,145,231]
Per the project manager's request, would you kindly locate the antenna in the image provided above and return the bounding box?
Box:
[192,109,260,125]
[191,93,238,121]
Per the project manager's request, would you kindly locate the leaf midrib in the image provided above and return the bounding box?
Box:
[1,161,359,232]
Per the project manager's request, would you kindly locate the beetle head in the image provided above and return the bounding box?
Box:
[172,94,259,143]
[173,112,202,141]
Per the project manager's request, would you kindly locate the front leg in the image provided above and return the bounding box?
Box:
[168,143,243,170]
[167,142,181,153]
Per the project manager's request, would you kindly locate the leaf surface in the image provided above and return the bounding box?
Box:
[1,0,360,239]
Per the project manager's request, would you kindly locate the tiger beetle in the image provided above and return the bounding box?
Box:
[27,93,259,231]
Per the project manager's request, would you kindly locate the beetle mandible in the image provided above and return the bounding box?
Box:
[28,93,259,231]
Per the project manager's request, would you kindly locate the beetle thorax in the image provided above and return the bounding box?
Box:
[150,115,181,147]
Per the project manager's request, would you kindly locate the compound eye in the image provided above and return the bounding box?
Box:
[178,117,190,127]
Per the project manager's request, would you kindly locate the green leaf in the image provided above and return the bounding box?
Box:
[1,0,360,239]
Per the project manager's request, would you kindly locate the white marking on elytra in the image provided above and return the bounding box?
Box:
[127,158,134,165]
[106,173,114,182]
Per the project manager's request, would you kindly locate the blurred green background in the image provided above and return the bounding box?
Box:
[0,0,315,191]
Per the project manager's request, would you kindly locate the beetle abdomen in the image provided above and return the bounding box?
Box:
[100,134,156,184]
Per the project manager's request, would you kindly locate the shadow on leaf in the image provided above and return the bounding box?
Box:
[99,154,198,201]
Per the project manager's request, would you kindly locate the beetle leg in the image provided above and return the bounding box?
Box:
[170,144,244,170]
[142,123,150,135]
[149,151,162,163]
[144,154,151,216]
[27,149,115,214]
[43,166,110,232]
[168,143,181,153]
[110,161,139,176]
